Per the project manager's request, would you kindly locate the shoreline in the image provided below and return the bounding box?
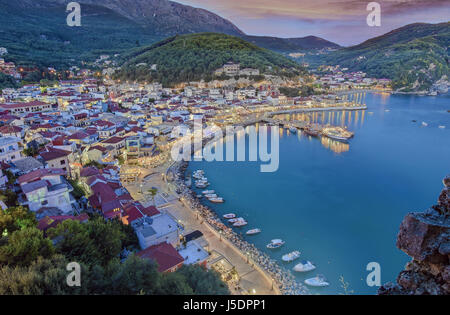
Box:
[168,159,309,295]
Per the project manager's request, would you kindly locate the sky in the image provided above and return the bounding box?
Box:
[176,0,450,46]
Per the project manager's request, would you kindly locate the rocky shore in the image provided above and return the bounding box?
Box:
[169,160,309,295]
[379,175,450,295]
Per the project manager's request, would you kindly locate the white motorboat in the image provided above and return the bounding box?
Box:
[233,220,248,227]
[246,228,261,235]
[438,125,446,129]
[266,239,285,249]
[304,275,329,287]
[196,195,203,199]
[289,127,297,134]
[223,213,236,219]
[282,251,301,262]
[228,217,242,223]
[202,190,215,195]
[422,122,428,127]
[293,261,316,272]
[209,197,224,203]
[204,194,217,199]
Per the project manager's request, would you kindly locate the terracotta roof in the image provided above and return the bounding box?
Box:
[80,166,100,178]
[0,125,22,134]
[40,148,71,161]
[102,136,124,144]
[18,168,66,185]
[138,243,184,272]
[37,214,89,232]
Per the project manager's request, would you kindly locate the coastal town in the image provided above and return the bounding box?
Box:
[0,59,393,294]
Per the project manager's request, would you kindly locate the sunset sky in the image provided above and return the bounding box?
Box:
[176,0,450,46]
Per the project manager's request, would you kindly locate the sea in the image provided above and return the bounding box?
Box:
[187,92,450,294]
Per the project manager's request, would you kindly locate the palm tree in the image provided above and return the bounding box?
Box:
[147,188,158,205]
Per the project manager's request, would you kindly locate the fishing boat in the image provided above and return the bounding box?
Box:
[282,251,301,262]
[223,213,236,219]
[304,275,330,287]
[246,228,261,235]
[293,261,316,272]
[266,239,285,249]
[202,190,215,195]
[209,197,224,203]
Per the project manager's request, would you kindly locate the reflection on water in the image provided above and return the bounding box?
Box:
[321,137,350,154]
[274,109,365,154]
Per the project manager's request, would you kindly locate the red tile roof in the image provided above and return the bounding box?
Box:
[138,243,184,272]
[18,168,66,185]
[37,214,89,232]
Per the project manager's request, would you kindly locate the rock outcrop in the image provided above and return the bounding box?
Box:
[379,175,450,295]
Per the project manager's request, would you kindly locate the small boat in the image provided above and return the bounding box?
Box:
[204,194,217,199]
[289,127,297,134]
[209,197,224,203]
[228,217,243,223]
[385,109,390,112]
[202,190,215,195]
[246,228,261,235]
[196,195,203,199]
[293,260,316,272]
[368,112,374,115]
[266,239,285,249]
[282,251,301,262]
[422,122,428,127]
[438,125,446,129]
[223,213,236,219]
[304,275,330,287]
[303,128,320,137]
[233,220,248,227]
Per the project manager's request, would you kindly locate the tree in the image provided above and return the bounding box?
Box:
[147,188,158,205]
[0,227,54,267]
[47,217,125,267]
[0,189,18,207]
[0,206,37,236]
[176,265,230,295]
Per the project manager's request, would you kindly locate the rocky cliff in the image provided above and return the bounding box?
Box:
[379,175,450,295]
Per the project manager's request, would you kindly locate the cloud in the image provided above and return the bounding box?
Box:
[176,0,450,45]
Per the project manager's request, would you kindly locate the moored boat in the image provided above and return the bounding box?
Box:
[293,260,316,272]
[233,220,248,227]
[304,275,330,287]
[209,197,224,203]
[202,190,215,195]
[266,239,285,249]
[289,127,297,134]
[303,128,320,137]
[223,213,236,219]
[246,228,261,235]
[282,250,301,262]
[322,127,354,142]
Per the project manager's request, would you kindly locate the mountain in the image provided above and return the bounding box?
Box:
[0,0,163,68]
[243,35,340,52]
[44,0,244,37]
[114,33,304,86]
[0,0,339,69]
[324,22,450,92]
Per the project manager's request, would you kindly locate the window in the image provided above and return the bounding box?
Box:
[60,160,66,165]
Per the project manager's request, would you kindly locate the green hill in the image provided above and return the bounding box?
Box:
[0,0,163,68]
[324,23,450,91]
[114,33,305,86]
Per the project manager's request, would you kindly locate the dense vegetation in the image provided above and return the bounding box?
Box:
[0,209,229,295]
[0,0,161,68]
[0,73,19,91]
[323,23,450,91]
[114,33,305,86]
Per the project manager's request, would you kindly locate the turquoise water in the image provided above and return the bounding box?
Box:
[187,93,450,295]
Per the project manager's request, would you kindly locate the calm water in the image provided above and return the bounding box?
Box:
[188,93,450,294]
